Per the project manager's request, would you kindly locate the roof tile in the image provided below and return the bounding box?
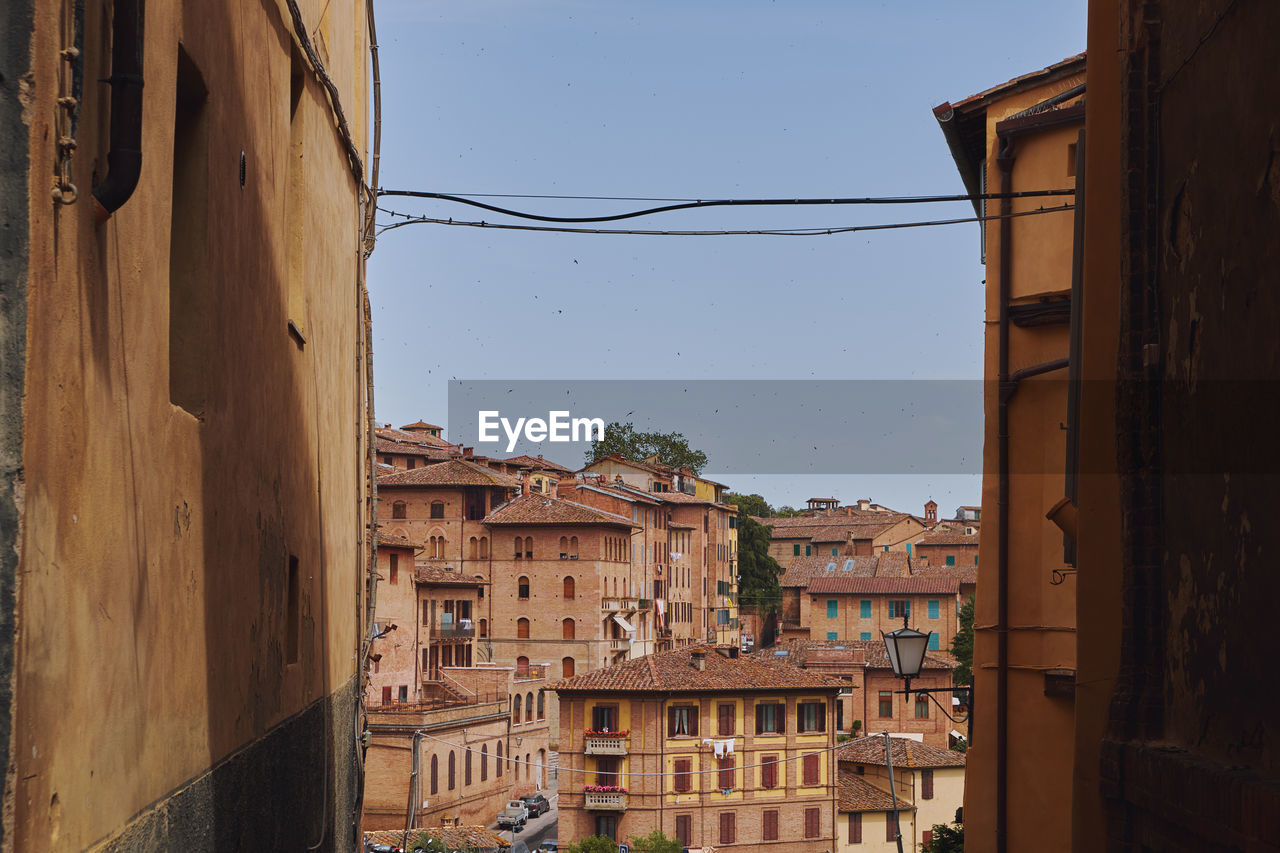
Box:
[377,459,521,488]
[837,735,967,769]
[553,644,845,693]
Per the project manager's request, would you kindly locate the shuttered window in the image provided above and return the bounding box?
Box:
[717,703,736,736]
[719,812,736,845]
[928,599,940,619]
[860,599,871,618]
[922,769,934,800]
[804,807,820,838]
[803,753,820,785]
[675,815,692,846]
[755,702,784,734]
[798,701,826,732]
[717,756,735,790]
[887,811,899,842]
[674,759,692,793]
[763,809,779,841]
[761,755,779,789]
[668,705,698,737]
[848,812,862,843]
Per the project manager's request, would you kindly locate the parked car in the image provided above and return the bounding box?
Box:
[497,799,529,829]
[538,839,558,852]
[521,793,551,816]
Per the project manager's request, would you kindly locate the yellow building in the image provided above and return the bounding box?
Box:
[934,53,1084,852]
[1,0,372,847]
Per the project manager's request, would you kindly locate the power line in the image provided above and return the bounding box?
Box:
[374,203,1074,238]
[376,188,1075,224]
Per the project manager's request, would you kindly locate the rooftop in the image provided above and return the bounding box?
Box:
[838,769,912,812]
[414,566,487,586]
[377,459,520,489]
[483,493,635,527]
[756,638,956,671]
[553,644,845,694]
[837,735,967,769]
[915,529,980,546]
[807,575,961,595]
[375,532,419,550]
[502,454,576,473]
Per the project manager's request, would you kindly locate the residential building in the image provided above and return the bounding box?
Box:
[765,640,960,748]
[805,576,961,655]
[377,421,463,470]
[555,645,842,850]
[1,0,370,846]
[837,737,966,851]
[934,51,1084,851]
[763,513,926,569]
[911,529,980,571]
[836,768,913,853]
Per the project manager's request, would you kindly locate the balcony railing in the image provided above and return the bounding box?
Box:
[601,597,640,612]
[584,734,629,756]
[608,638,630,651]
[583,791,627,811]
[514,664,547,680]
[435,625,475,639]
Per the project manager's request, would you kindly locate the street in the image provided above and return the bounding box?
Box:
[491,791,559,850]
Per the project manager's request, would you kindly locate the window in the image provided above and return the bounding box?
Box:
[430,754,439,794]
[430,501,444,519]
[886,811,899,843]
[928,599,940,619]
[518,576,530,599]
[389,553,399,584]
[804,807,821,838]
[924,829,934,844]
[479,618,488,638]
[497,741,503,777]
[803,753,820,785]
[538,690,545,719]
[921,768,935,799]
[562,657,575,678]
[595,816,618,841]
[860,599,872,618]
[928,632,941,650]
[513,694,522,723]
[564,576,575,599]
[831,546,839,556]
[480,536,489,558]
[516,655,529,676]
[848,812,862,843]
[916,694,929,719]
[448,752,456,790]
[559,536,569,558]
[827,631,839,641]
[596,756,620,787]
[945,555,956,566]
[517,618,530,639]
[675,815,692,847]
[888,600,910,619]
[763,809,779,841]
[793,544,801,556]
[761,755,779,789]
[860,631,872,641]
[465,749,472,786]
[716,753,737,788]
[392,501,406,519]
[673,758,693,792]
[755,702,784,734]
[480,744,488,781]
[563,618,576,639]
[798,701,826,733]
[878,691,893,718]
[805,545,812,556]
[515,537,524,558]
[827,599,838,618]
[570,535,578,556]
[592,705,618,731]
[525,538,534,558]
[526,691,534,719]
[398,685,408,702]
[469,536,479,559]
[717,703,736,736]
[719,812,736,845]
[668,704,698,736]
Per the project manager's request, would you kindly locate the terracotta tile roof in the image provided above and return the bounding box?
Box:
[376,532,419,550]
[807,576,960,595]
[401,420,443,430]
[653,490,712,504]
[837,735,967,769]
[874,552,913,578]
[838,769,911,812]
[377,425,456,449]
[916,529,980,546]
[781,555,878,588]
[913,565,978,585]
[365,826,510,851]
[583,454,671,476]
[946,53,1086,112]
[565,482,664,505]
[552,644,845,694]
[760,638,956,671]
[502,454,575,473]
[483,493,635,527]
[414,565,487,585]
[377,459,520,488]
[375,435,459,459]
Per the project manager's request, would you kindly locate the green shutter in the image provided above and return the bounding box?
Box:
[928,600,940,619]
[860,600,871,618]
[793,544,801,556]
[945,555,956,566]
[827,600,838,618]
[827,631,838,641]
[860,632,871,641]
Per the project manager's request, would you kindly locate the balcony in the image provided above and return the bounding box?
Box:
[514,664,547,681]
[583,791,627,811]
[435,625,475,639]
[601,597,640,612]
[608,637,630,652]
[584,733,630,756]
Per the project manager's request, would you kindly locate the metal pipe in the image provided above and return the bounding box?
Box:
[995,132,1015,853]
[882,730,905,853]
[91,0,144,216]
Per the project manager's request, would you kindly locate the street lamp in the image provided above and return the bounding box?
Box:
[880,624,931,693]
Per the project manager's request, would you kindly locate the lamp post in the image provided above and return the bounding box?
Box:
[881,612,973,745]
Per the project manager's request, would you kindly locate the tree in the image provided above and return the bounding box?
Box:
[568,836,620,853]
[627,829,681,853]
[921,821,964,853]
[737,516,783,613]
[950,596,975,686]
[586,422,709,474]
[724,491,771,518]
[772,505,805,517]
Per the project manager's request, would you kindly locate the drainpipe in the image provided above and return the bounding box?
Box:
[91,0,145,218]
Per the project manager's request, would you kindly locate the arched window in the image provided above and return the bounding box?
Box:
[525,537,534,558]
[479,618,488,638]
[497,741,504,777]
[448,752,456,790]
[515,753,520,781]
[430,501,444,519]
[480,536,489,558]
[513,694,522,723]
[517,618,530,639]
[392,500,407,519]
[465,749,472,786]
[431,754,439,794]
[563,618,575,640]
[562,656,576,678]
[537,690,545,719]
[563,576,575,599]
[515,536,524,559]
[526,692,534,720]
[559,536,569,558]
[469,536,478,559]
[516,655,529,676]
[481,744,489,781]
[518,576,530,599]
[570,536,578,556]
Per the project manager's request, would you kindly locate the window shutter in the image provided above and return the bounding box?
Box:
[887,811,897,842]
[817,702,826,732]
[668,706,677,736]
[850,812,862,843]
[922,769,934,799]
[689,706,699,737]
[764,810,778,841]
[675,759,691,792]
[676,815,691,847]
[755,705,764,734]
[805,807,820,838]
[718,756,734,790]
[718,703,734,735]
[803,753,819,785]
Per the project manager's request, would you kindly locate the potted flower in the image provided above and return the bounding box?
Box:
[583,785,628,793]
[583,729,630,738]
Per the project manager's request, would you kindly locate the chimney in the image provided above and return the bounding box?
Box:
[728,647,739,659]
[463,446,474,457]
[850,647,866,663]
[691,650,706,671]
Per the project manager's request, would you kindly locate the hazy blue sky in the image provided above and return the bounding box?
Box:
[367,0,1087,513]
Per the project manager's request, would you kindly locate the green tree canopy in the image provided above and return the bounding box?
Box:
[627,829,681,853]
[724,491,771,518]
[568,836,619,853]
[950,595,974,686]
[921,821,964,852]
[586,422,709,474]
[737,515,783,614]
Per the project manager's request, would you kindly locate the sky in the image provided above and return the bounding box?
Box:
[366,0,1087,514]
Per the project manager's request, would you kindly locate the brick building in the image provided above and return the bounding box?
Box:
[554,645,842,850]
[836,768,913,852]
[911,529,980,571]
[805,576,962,655]
[836,737,966,851]
[763,513,926,569]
